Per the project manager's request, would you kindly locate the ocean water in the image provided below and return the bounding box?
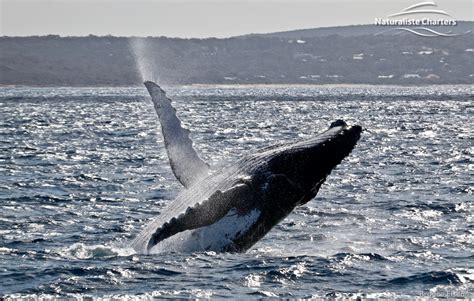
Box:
[0,85,472,299]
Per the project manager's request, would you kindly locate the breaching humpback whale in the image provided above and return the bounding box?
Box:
[131,81,362,254]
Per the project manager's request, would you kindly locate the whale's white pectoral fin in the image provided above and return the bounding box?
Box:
[144,81,209,187]
[145,183,252,251]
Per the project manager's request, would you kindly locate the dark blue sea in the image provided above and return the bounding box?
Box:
[0,85,472,299]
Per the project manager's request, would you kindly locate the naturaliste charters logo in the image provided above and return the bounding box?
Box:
[375,18,457,27]
[374,1,461,37]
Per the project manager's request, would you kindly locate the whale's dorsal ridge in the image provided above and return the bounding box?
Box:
[144,81,210,188]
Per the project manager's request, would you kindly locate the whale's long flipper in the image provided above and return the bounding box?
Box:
[145,183,252,251]
[144,81,209,187]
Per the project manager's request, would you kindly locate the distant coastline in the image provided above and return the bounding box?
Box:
[1,22,473,86]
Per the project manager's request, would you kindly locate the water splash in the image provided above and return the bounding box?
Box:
[57,243,136,260]
[129,37,156,82]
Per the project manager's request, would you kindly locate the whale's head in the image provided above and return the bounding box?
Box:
[264,120,362,207]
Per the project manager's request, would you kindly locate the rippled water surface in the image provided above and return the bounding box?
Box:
[0,85,472,299]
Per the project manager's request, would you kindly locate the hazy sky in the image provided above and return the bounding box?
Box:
[1,0,472,38]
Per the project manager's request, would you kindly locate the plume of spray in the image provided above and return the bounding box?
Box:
[129,37,157,82]
[129,37,160,113]
[129,37,162,163]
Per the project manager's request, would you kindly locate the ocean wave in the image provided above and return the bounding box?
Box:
[56,243,135,260]
[389,271,465,286]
